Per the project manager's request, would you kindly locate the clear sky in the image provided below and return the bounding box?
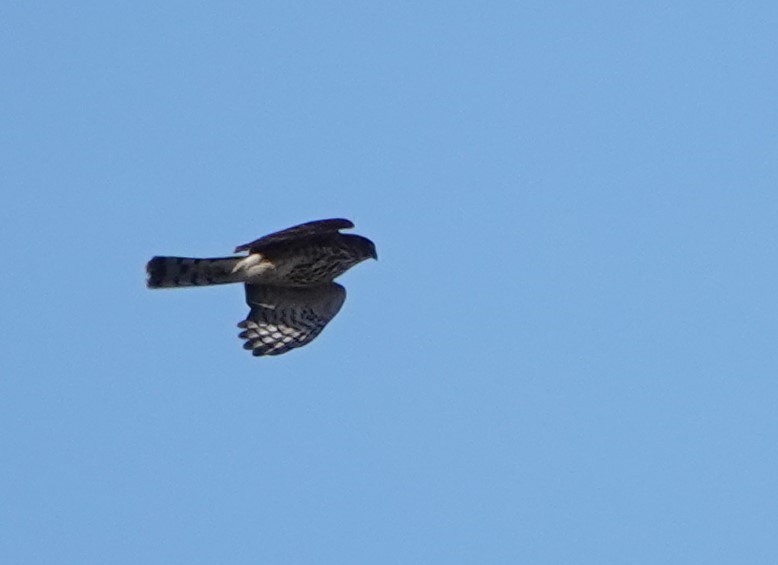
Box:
[2,2,777,563]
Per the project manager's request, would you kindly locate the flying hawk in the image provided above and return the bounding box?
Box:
[146,218,376,356]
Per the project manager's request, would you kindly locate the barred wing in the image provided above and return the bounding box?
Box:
[238,283,347,356]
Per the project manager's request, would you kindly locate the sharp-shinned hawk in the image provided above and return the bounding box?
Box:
[146,218,377,356]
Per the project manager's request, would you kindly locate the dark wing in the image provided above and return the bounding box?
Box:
[238,283,346,356]
[234,218,354,253]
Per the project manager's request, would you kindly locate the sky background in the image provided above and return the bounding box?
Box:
[2,1,777,563]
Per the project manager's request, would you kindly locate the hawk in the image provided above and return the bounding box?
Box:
[146,218,377,356]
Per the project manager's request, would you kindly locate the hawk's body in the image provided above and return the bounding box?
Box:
[147,219,376,356]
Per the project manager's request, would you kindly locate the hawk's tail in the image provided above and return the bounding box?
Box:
[146,256,243,288]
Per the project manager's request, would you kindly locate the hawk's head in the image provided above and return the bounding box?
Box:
[347,234,378,262]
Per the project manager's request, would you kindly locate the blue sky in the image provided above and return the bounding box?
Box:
[2,2,777,563]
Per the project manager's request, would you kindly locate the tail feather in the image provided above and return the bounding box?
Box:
[146,256,243,288]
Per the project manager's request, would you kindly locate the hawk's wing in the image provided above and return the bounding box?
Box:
[238,283,346,356]
[234,218,354,253]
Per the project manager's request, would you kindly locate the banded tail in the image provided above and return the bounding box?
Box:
[146,256,244,288]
